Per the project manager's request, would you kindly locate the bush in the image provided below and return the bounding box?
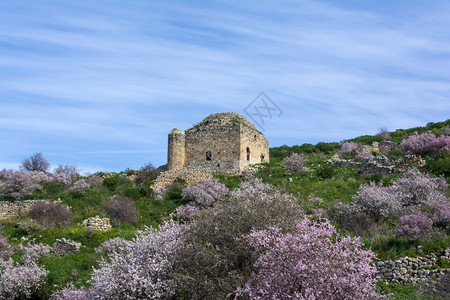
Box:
[396,168,448,207]
[0,236,13,260]
[400,132,450,155]
[69,179,90,193]
[349,182,400,222]
[42,180,65,194]
[0,242,50,300]
[0,170,52,199]
[102,175,133,194]
[176,204,200,219]
[315,142,339,153]
[21,152,50,172]
[396,212,434,240]
[348,169,448,223]
[282,153,307,173]
[181,178,229,207]
[54,164,78,179]
[173,178,304,299]
[425,154,450,177]
[50,285,87,300]
[101,196,138,226]
[430,201,450,230]
[238,219,380,299]
[29,200,73,228]
[87,220,185,299]
[17,219,42,235]
[0,259,48,299]
[376,127,391,140]
[349,135,384,145]
[134,163,160,186]
[315,165,335,179]
[339,142,361,156]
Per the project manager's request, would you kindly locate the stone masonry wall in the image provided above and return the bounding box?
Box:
[376,248,450,285]
[0,200,40,220]
[239,124,269,171]
[52,238,82,256]
[168,129,185,170]
[185,125,241,168]
[152,168,213,190]
[81,216,111,231]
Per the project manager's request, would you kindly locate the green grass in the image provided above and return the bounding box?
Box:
[378,282,437,300]
[1,121,449,299]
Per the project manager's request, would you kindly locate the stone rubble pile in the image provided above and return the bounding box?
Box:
[81,215,111,231]
[329,153,426,177]
[52,238,81,256]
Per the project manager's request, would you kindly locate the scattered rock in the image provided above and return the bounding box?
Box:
[52,238,81,256]
[81,216,111,231]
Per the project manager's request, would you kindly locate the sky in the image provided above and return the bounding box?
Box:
[1,0,449,174]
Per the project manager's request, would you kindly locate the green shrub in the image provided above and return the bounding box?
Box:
[214,174,245,190]
[425,154,450,177]
[315,142,339,153]
[166,187,182,200]
[102,175,133,194]
[387,149,403,160]
[17,219,42,235]
[315,165,335,179]
[348,135,384,145]
[365,173,383,184]
[124,187,141,200]
[42,180,65,194]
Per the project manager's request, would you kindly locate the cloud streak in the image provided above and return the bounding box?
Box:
[1,0,449,171]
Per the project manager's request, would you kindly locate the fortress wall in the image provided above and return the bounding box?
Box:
[168,129,186,170]
[185,160,241,175]
[184,126,241,166]
[239,125,270,171]
[151,168,213,190]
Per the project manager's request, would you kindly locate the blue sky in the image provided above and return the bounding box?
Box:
[1,0,449,174]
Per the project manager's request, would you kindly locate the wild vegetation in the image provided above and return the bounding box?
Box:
[0,119,449,299]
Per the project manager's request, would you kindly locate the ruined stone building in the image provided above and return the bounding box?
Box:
[152,112,269,189]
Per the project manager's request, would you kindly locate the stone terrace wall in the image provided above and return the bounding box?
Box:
[152,168,213,190]
[376,248,450,284]
[0,200,40,220]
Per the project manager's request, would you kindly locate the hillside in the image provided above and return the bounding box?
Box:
[0,120,449,299]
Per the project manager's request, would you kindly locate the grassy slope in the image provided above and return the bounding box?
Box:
[0,119,449,299]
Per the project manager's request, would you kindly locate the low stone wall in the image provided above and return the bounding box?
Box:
[81,216,111,231]
[329,156,395,177]
[0,200,41,220]
[377,141,400,154]
[397,155,426,170]
[185,160,241,175]
[359,156,395,177]
[52,238,81,256]
[376,248,450,284]
[152,168,213,190]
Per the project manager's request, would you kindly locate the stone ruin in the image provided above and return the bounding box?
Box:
[376,247,450,287]
[329,140,428,177]
[153,112,269,189]
[52,238,82,257]
[81,215,111,231]
[0,200,40,220]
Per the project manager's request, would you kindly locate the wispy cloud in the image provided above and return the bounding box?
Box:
[1,0,449,171]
